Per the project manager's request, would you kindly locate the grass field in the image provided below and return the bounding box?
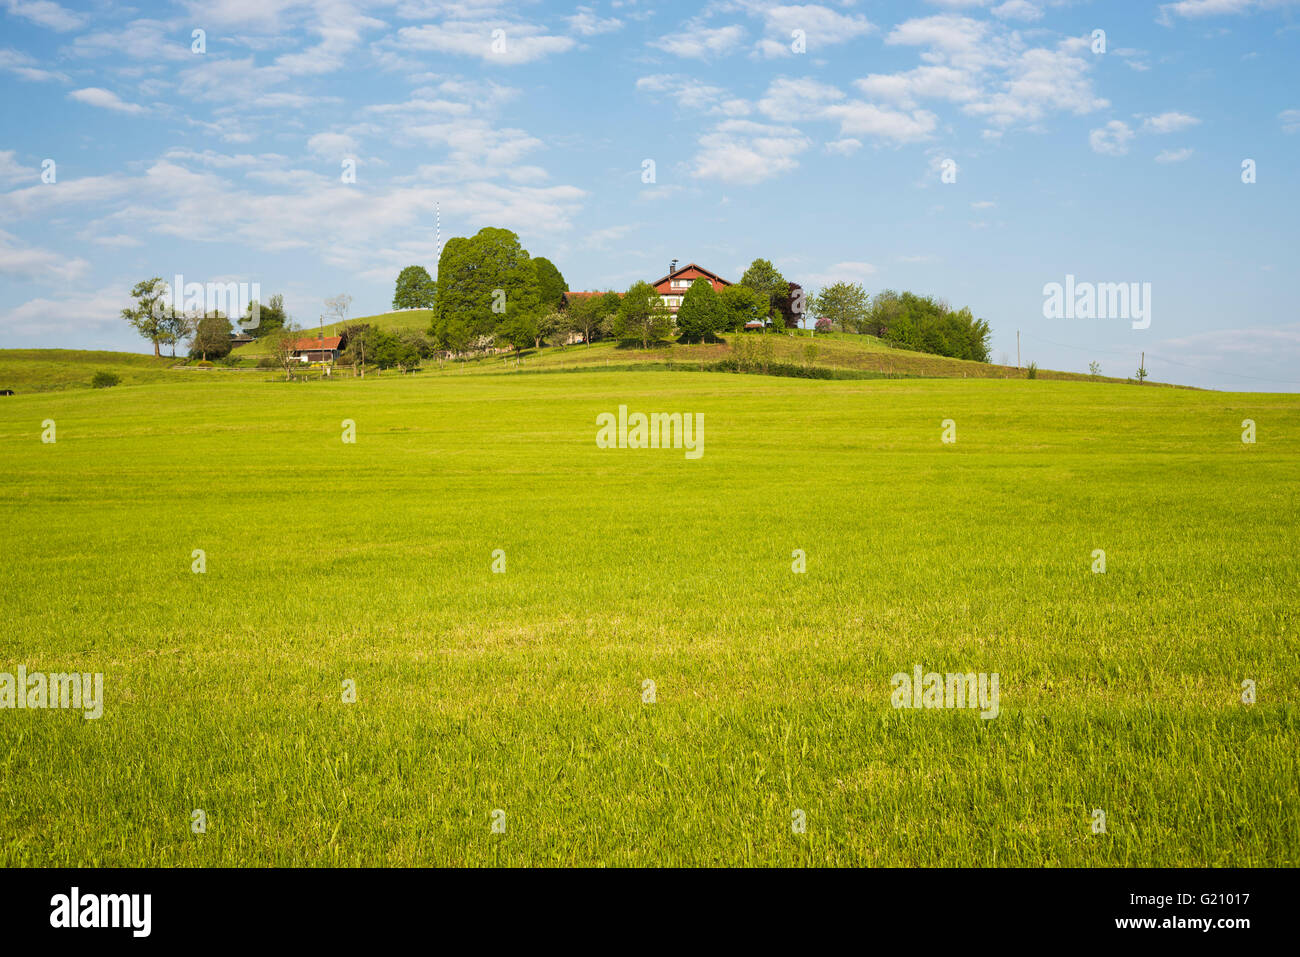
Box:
[0,350,189,393]
[1,367,1296,866]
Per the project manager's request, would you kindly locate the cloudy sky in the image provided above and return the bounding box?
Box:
[1,0,1298,389]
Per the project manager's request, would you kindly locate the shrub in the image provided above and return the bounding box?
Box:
[1026,362,1038,379]
[219,354,242,367]
[91,371,121,389]
[814,317,832,333]
[196,360,214,368]
[256,357,277,369]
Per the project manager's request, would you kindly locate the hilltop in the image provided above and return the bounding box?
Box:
[2,318,1178,392]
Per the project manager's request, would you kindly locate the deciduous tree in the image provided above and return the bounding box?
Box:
[120,277,169,356]
[675,278,724,342]
[612,281,672,348]
[392,266,436,310]
[812,282,870,335]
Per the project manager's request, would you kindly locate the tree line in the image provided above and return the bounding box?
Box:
[119,276,289,359]
[811,283,992,362]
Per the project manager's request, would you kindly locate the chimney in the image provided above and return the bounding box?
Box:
[670,258,679,275]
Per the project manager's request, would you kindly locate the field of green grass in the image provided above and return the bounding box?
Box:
[1,367,1296,866]
[0,350,189,393]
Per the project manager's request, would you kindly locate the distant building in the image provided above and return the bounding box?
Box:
[563,262,735,317]
[651,263,732,313]
[291,333,347,363]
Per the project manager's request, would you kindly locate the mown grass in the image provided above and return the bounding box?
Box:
[0,350,188,393]
[0,371,1295,866]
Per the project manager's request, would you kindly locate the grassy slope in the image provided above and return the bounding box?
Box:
[0,372,1295,866]
[451,333,1171,385]
[0,350,188,393]
[229,310,1156,384]
[230,309,434,357]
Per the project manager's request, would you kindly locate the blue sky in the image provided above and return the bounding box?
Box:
[1,0,1298,389]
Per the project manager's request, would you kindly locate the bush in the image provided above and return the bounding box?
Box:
[91,371,121,389]
[256,357,277,369]
[1026,362,1038,379]
[196,360,214,368]
[219,354,242,367]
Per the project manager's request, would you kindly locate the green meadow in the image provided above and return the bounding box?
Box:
[0,365,1297,866]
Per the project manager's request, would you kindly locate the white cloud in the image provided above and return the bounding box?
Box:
[68,87,147,114]
[971,200,996,208]
[823,101,938,142]
[880,18,1108,131]
[568,8,623,36]
[307,132,359,159]
[803,261,877,287]
[2,0,85,31]
[0,229,89,283]
[825,138,861,155]
[1089,120,1134,155]
[991,1,1042,21]
[1281,109,1300,133]
[752,76,937,144]
[71,19,195,62]
[691,119,811,184]
[0,285,126,340]
[637,74,752,115]
[651,24,747,58]
[854,66,979,109]
[1155,147,1194,163]
[0,149,36,186]
[749,3,875,58]
[1142,111,1200,133]
[756,76,844,121]
[0,46,68,81]
[386,21,577,65]
[1158,0,1255,25]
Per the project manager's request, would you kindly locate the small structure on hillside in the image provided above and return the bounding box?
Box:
[292,332,348,363]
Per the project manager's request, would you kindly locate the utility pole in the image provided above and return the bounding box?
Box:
[1017,330,1021,369]
[318,313,325,378]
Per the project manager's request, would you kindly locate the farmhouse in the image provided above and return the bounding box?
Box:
[292,333,347,363]
[564,262,734,315]
[652,263,732,313]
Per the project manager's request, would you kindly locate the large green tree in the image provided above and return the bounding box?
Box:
[718,285,769,332]
[392,265,437,310]
[121,277,170,356]
[431,227,543,347]
[242,293,286,337]
[863,288,903,337]
[611,281,672,348]
[738,258,787,321]
[675,278,724,342]
[812,282,870,334]
[531,257,567,311]
[190,313,234,361]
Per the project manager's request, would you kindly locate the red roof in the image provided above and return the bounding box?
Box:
[650,263,733,289]
[292,336,342,351]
